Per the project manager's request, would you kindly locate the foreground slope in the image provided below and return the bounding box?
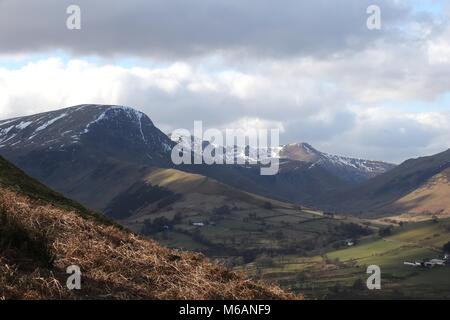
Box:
[0,156,292,299]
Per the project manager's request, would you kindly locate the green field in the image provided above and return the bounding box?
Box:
[237,219,450,299]
[148,205,355,259]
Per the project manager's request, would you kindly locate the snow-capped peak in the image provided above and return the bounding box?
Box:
[279,142,396,182]
[0,105,172,156]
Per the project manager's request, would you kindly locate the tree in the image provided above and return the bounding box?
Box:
[352,278,366,290]
[142,217,172,235]
[443,241,450,253]
[378,227,392,237]
[339,223,373,237]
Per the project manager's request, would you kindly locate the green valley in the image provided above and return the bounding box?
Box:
[238,218,450,299]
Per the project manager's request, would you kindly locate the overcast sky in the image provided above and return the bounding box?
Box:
[1,0,450,163]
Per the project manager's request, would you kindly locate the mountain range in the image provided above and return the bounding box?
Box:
[1,104,449,225]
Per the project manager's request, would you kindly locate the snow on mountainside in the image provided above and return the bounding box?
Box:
[280,142,396,182]
[168,132,278,164]
[319,152,391,173]
[0,105,173,157]
[0,105,176,211]
[167,135,395,183]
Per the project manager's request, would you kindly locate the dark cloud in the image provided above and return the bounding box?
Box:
[0,0,410,59]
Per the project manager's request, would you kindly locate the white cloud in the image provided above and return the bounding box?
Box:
[1,37,450,164]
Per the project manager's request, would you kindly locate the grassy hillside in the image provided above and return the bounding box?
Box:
[0,156,294,299]
[321,149,450,218]
[111,168,376,262]
[239,219,450,299]
[385,168,450,221]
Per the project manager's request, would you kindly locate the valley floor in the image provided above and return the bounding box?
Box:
[236,219,450,299]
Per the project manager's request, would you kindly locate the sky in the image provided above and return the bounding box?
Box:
[1,0,450,163]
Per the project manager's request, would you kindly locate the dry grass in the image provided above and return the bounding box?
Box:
[386,168,450,222]
[0,186,297,300]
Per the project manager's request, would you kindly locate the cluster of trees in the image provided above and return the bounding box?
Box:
[337,223,373,238]
[378,227,392,237]
[141,212,183,235]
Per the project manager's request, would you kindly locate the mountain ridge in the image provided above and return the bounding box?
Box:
[279,142,396,183]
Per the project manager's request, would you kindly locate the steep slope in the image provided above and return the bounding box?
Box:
[0,150,110,225]
[0,155,292,299]
[0,104,172,162]
[179,160,346,206]
[323,149,450,218]
[383,167,450,221]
